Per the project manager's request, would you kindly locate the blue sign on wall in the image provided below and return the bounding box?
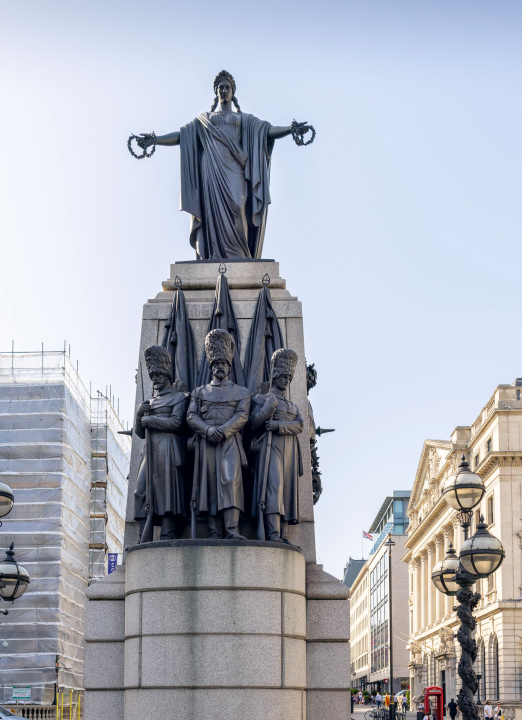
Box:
[108,553,118,574]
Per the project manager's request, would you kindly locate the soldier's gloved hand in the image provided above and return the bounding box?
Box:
[137,401,150,417]
[141,416,151,428]
[265,420,279,432]
[207,426,224,444]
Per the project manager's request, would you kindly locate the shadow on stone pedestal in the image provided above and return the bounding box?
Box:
[84,542,350,720]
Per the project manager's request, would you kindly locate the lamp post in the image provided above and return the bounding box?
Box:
[431,456,505,720]
[385,536,396,701]
[0,481,30,615]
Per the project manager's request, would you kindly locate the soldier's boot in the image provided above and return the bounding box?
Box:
[160,513,176,540]
[207,515,220,539]
[265,513,283,542]
[224,508,246,540]
[281,520,300,549]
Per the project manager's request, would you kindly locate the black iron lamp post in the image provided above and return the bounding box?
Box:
[384,535,396,704]
[0,481,30,616]
[431,456,505,720]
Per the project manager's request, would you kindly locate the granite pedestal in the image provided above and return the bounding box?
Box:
[83,260,350,720]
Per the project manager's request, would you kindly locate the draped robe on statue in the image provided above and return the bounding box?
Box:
[180,112,274,260]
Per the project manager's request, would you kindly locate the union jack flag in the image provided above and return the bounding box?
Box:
[363,531,373,541]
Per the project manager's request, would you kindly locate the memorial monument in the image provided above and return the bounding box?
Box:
[83,71,349,720]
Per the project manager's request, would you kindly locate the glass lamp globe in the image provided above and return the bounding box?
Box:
[0,481,14,519]
[431,543,460,595]
[459,517,505,577]
[442,455,485,511]
[0,544,30,601]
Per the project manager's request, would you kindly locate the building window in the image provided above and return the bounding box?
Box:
[487,495,494,526]
[487,438,492,454]
[475,454,480,469]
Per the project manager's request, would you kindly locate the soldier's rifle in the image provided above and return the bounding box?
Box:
[140,363,155,544]
[190,395,201,539]
[257,368,275,541]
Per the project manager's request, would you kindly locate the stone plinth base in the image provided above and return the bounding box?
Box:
[85,540,306,720]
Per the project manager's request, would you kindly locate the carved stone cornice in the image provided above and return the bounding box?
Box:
[403,492,453,550]
[475,450,522,479]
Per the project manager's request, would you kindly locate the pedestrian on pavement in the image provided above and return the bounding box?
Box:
[376,692,383,709]
[484,701,493,719]
[385,693,391,708]
[447,698,458,720]
[494,702,503,720]
[359,692,363,705]
[402,696,408,713]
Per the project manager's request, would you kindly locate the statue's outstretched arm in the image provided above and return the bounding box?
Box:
[268,126,291,140]
[137,131,180,149]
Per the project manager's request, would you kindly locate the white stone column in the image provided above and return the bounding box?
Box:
[434,536,443,624]
[444,526,454,618]
[413,558,421,633]
[420,551,427,630]
[427,543,435,626]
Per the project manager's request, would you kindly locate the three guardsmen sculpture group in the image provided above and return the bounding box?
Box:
[130,69,314,544]
[134,334,303,543]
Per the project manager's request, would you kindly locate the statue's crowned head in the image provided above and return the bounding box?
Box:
[271,348,298,381]
[144,345,173,384]
[211,70,241,112]
[205,329,235,368]
[213,70,236,96]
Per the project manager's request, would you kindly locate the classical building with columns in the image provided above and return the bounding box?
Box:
[403,379,522,714]
[349,492,411,695]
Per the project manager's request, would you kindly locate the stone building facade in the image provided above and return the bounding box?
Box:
[403,380,522,714]
[349,493,411,695]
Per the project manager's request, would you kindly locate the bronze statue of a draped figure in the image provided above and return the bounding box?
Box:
[134,71,312,260]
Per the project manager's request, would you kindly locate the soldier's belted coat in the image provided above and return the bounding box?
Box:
[187,379,251,514]
[248,392,304,523]
[134,384,189,521]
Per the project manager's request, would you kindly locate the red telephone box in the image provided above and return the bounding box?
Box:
[424,687,444,720]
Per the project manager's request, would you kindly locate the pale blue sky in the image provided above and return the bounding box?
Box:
[1,1,521,577]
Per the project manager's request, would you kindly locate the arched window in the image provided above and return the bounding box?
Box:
[488,634,499,700]
[475,638,486,701]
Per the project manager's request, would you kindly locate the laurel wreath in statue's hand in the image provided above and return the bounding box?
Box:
[291,120,316,146]
[127,132,157,159]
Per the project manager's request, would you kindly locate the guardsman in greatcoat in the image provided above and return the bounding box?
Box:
[186,329,251,539]
[134,345,189,540]
[248,348,304,542]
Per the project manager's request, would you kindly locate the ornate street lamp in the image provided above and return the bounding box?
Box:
[459,518,505,577]
[431,543,460,595]
[431,456,505,720]
[0,543,30,615]
[442,456,485,534]
[0,481,14,522]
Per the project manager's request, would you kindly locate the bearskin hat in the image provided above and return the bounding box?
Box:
[205,329,235,366]
[144,345,173,383]
[271,348,298,379]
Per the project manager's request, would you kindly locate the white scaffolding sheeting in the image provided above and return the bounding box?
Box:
[89,395,130,579]
[0,351,130,705]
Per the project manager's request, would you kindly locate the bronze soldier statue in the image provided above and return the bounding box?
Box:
[186,329,251,539]
[134,345,189,541]
[248,349,304,543]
